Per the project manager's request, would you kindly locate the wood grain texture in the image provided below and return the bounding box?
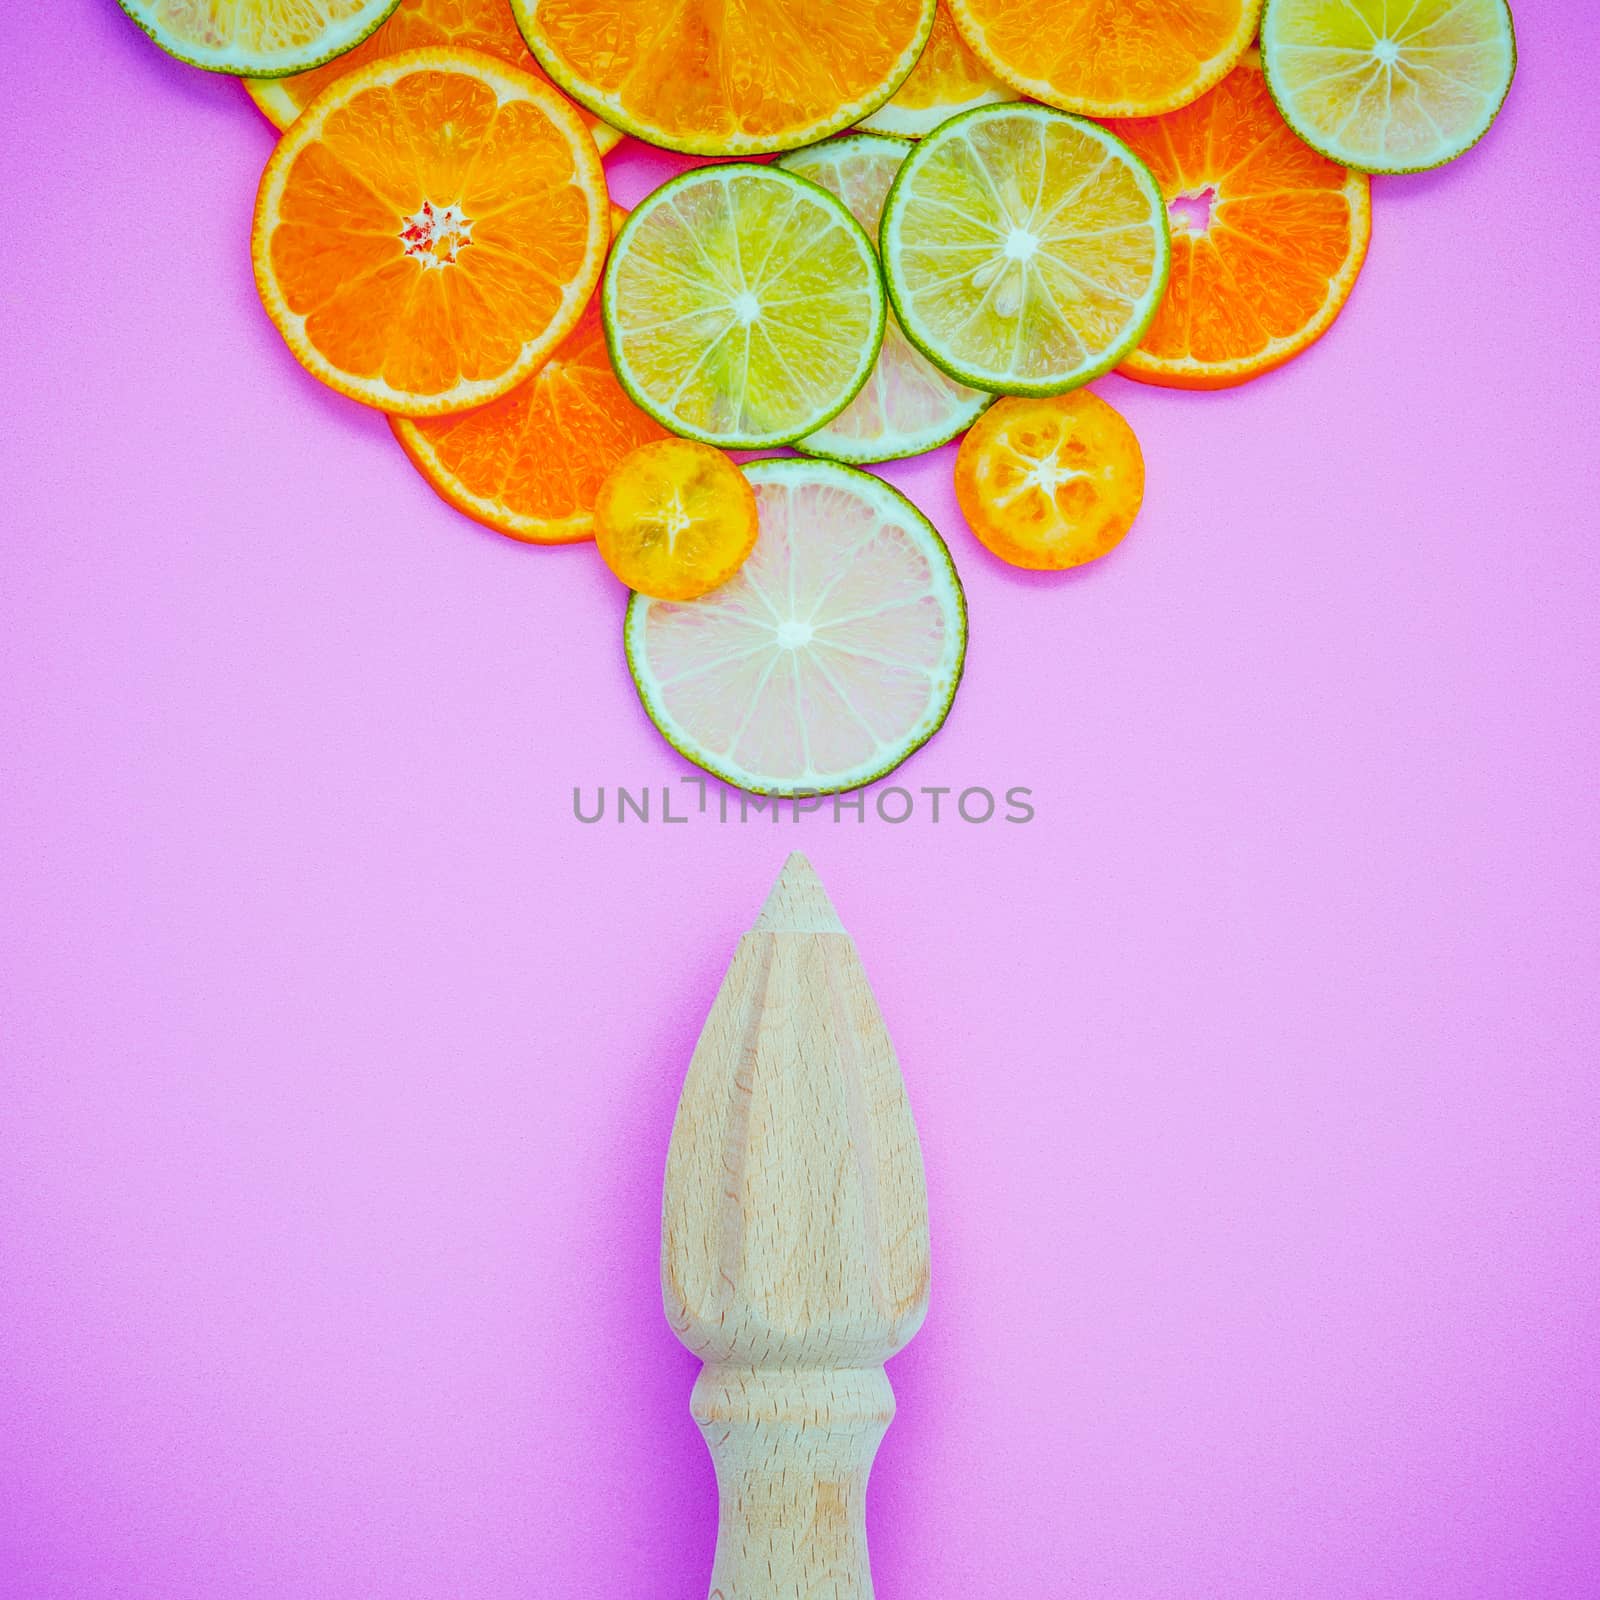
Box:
[663,854,930,1599]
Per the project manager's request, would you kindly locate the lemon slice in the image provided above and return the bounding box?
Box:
[625,460,967,796]
[881,103,1169,395]
[118,0,402,76]
[603,165,885,449]
[777,134,991,463]
[1261,0,1516,173]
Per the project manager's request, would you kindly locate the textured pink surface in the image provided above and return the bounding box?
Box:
[4,5,1598,1596]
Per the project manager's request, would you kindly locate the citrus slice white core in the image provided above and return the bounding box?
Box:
[778,134,992,463]
[118,0,403,75]
[625,460,967,796]
[881,103,1169,395]
[602,165,886,449]
[1261,0,1515,173]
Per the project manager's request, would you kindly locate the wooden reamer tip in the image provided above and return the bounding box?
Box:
[662,853,931,1599]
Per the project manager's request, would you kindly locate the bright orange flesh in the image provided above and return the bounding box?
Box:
[243,0,620,153]
[252,47,609,416]
[393,289,668,541]
[594,441,760,601]
[513,0,935,154]
[954,393,1144,570]
[947,0,1259,116]
[858,1,1015,137]
[1108,53,1370,389]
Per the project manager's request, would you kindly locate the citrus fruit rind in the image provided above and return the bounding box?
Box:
[242,0,621,153]
[119,0,403,76]
[857,1,1017,139]
[946,0,1260,117]
[603,164,886,450]
[1261,0,1516,173]
[511,0,937,155]
[955,392,1144,570]
[252,47,609,417]
[1109,52,1371,389]
[625,460,967,796]
[776,134,991,463]
[881,103,1169,397]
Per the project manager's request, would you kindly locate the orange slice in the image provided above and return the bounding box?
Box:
[594,441,759,601]
[947,0,1260,116]
[954,393,1144,570]
[1107,53,1371,389]
[252,47,608,416]
[857,2,1016,138]
[243,0,620,154]
[393,210,668,543]
[510,0,937,155]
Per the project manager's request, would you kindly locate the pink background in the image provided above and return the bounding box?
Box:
[4,3,1598,1596]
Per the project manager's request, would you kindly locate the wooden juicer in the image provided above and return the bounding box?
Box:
[661,852,931,1599]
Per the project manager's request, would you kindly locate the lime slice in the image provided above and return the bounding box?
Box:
[117,0,402,76]
[602,166,886,449]
[625,460,967,796]
[1261,0,1515,173]
[880,103,1169,395]
[776,135,992,464]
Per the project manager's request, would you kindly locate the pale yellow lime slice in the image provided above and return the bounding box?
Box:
[626,461,967,796]
[118,0,402,75]
[1262,0,1516,173]
[603,165,885,449]
[880,103,1169,395]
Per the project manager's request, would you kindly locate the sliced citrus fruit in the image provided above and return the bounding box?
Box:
[252,47,608,416]
[1107,52,1370,389]
[509,0,936,155]
[881,104,1169,396]
[625,460,967,796]
[776,135,990,464]
[947,0,1259,116]
[118,0,401,76]
[392,211,669,545]
[857,2,1017,139]
[954,392,1143,570]
[594,441,760,601]
[602,165,884,449]
[1261,0,1516,173]
[243,0,620,153]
